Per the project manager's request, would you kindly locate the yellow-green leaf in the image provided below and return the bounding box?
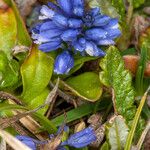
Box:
[4,0,32,47]
[21,45,53,110]
[61,72,103,101]
[0,51,19,90]
[0,7,17,58]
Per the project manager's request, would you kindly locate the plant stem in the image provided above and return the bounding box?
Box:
[0,91,22,105]
[126,0,133,25]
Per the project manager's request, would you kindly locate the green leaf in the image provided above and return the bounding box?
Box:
[0,51,19,90]
[0,103,57,133]
[69,56,98,75]
[135,43,148,95]
[100,46,145,141]
[29,88,50,114]
[56,56,97,79]
[87,0,126,22]
[129,0,145,8]
[51,100,109,126]
[87,0,120,19]
[21,45,53,112]
[100,142,109,150]
[107,116,129,150]
[0,6,17,58]
[139,27,150,60]
[4,0,32,46]
[121,48,136,56]
[62,72,103,101]
[99,46,135,123]
[74,55,98,66]
[111,0,125,21]
[0,103,27,112]
[124,87,150,150]
[33,112,57,134]
[117,25,131,51]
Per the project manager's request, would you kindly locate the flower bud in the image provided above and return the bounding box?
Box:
[54,51,74,74]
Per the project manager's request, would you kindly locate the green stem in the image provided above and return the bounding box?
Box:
[126,0,133,25]
[115,120,121,150]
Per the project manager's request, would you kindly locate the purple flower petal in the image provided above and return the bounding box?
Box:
[57,125,69,135]
[40,21,57,32]
[54,51,74,74]
[90,7,100,17]
[85,28,107,41]
[103,18,119,29]
[39,41,62,52]
[32,22,43,34]
[61,127,96,148]
[53,14,68,27]
[16,135,46,150]
[106,29,121,39]
[73,38,86,52]
[68,18,83,28]
[61,29,79,41]
[97,39,115,45]
[48,2,62,13]
[40,28,63,39]
[39,5,55,20]
[93,15,111,26]
[57,0,72,15]
[72,0,84,17]
[85,41,105,56]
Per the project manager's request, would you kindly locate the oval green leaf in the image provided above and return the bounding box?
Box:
[0,7,17,58]
[0,51,19,90]
[21,45,53,105]
[62,72,103,101]
[4,0,32,47]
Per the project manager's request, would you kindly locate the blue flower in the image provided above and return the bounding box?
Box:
[16,135,46,150]
[54,51,74,74]
[16,126,96,149]
[32,0,121,56]
[61,127,96,148]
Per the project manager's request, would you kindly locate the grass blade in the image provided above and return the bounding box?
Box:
[124,86,150,150]
[51,100,109,126]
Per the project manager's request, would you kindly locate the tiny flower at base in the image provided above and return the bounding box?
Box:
[54,51,74,75]
[16,126,96,149]
[16,135,46,150]
[61,127,97,148]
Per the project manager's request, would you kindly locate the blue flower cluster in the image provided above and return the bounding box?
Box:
[16,127,96,149]
[32,0,121,74]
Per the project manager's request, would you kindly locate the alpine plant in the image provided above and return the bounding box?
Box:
[32,0,121,74]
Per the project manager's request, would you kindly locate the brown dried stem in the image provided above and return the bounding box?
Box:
[0,91,22,105]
